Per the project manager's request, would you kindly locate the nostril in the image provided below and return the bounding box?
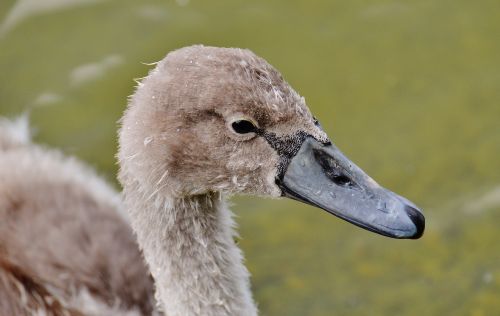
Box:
[404,205,425,239]
[313,149,359,190]
[330,174,352,187]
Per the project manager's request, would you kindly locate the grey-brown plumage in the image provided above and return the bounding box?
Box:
[0,117,156,315]
[1,45,323,315]
[0,45,424,316]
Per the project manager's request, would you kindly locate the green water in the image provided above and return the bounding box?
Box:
[1,0,499,315]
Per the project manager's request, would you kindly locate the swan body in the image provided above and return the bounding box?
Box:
[0,117,156,315]
[0,45,424,315]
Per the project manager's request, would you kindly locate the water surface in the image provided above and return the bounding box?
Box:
[1,0,499,314]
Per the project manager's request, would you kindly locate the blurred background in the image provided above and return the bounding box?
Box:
[1,0,499,315]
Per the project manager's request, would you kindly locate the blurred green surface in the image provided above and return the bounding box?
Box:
[1,0,499,315]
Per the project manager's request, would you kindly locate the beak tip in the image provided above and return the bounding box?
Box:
[404,205,425,239]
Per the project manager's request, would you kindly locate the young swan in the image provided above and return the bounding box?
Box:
[118,45,425,316]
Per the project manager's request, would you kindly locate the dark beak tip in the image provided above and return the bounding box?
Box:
[404,205,425,239]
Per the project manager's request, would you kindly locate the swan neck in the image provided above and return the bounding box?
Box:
[126,191,257,316]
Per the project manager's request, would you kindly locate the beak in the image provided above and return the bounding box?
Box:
[277,137,425,239]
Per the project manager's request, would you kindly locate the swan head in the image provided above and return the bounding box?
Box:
[118,45,424,239]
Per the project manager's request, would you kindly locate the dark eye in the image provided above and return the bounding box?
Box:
[231,120,257,134]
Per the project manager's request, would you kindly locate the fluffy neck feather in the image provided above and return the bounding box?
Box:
[124,188,257,316]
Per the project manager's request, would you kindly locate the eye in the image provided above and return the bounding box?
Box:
[231,120,257,134]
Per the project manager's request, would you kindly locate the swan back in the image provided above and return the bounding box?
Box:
[0,117,156,315]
